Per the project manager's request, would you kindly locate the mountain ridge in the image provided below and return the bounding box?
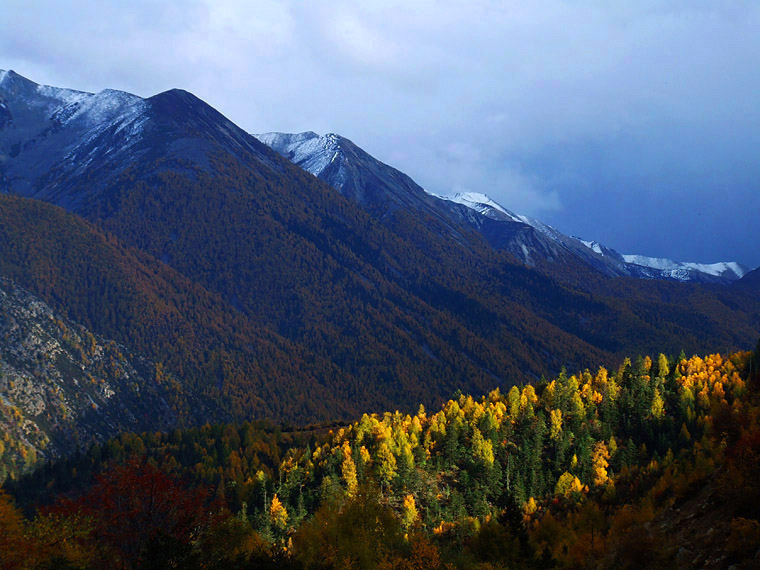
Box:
[257,131,751,284]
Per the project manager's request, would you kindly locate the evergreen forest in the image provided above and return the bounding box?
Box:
[3,347,759,569]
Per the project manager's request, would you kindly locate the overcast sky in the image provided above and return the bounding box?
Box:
[3,1,759,267]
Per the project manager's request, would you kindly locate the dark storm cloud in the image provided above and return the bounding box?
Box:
[2,1,759,266]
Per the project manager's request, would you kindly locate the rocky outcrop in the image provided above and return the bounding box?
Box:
[0,278,177,480]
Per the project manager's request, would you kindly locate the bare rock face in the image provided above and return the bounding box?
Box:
[0,278,177,480]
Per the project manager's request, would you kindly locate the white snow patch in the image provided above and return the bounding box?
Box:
[520,243,533,265]
[580,239,603,255]
[434,190,568,242]
[516,215,563,241]
[434,191,525,222]
[256,131,349,186]
[446,192,522,221]
[36,84,90,107]
[61,94,149,167]
[622,255,748,279]
[60,89,144,128]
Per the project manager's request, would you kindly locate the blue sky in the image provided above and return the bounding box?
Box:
[2,0,759,267]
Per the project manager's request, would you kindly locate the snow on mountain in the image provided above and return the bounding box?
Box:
[60,90,149,155]
[2,70,147,134]
[437,192,570,244]
[580,240,604,255]
[36,83,90,107]
[256,131,349,188]
[447,191,748,283]
[56,89,145,128]
[255,131,450,220]
[0,70,155,211]
[256,131,333,168]
[437,191,523,223]
[621,255,748,280]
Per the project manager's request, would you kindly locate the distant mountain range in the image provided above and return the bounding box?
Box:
[256,131,750,284]
[1,70,759,476]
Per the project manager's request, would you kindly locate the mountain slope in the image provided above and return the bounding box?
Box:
[0,70,282,215]
[444,190,749,284]
[0,278,180,480]
[0,194,365,424]
[254,130,759,356]
[255,131,456,223]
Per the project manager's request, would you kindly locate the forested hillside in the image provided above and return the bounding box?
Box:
[4,347,759,569]
[0,194,362,423]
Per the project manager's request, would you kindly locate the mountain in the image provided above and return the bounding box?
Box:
[437,191,634,279]
[445,192,750,284]
[256,131,750,285]
[0,69,281,215]
[255,131,455,222]
[0,71,621,418]
[0,69,149,209]
[618,253,747,282]
[1,70,759,442]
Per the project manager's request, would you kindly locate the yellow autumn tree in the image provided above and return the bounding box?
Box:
[270,494,289,531]
[507,386,521,418]
[549,409,563,440]
[523,496,538,523]
[591,442,610,487]
[472,427,494,467]
[657,353,670,378]
[340,441,358,497]
[401,494,418,531]
[555,472,583,498]
[376,442,397,489]
[651,388,665,420]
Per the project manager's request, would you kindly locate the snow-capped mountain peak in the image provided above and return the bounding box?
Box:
[435,191,566,242]
[257,131,344,178]
[620,255,748,281]
[437,191,523,223]
[0,71,152,209]
[448,191,749,283]
[579,239,604,255]
[36,83,89,107]
[54,88,145,128]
